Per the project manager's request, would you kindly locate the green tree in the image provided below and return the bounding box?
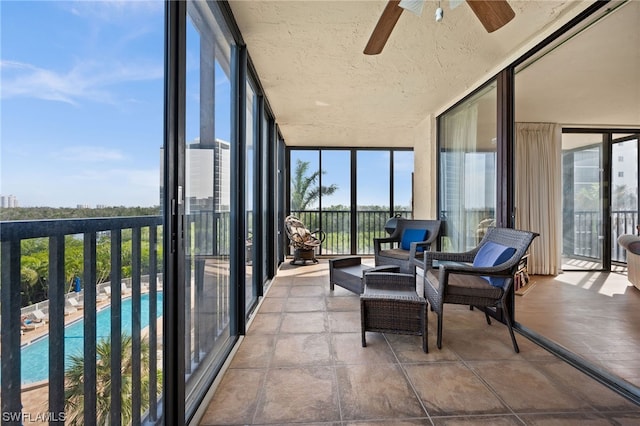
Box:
[64,333,162,425]
[290,159,338,210]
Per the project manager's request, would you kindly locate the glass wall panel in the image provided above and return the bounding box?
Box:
[245,80,257,311]
[393,150,414,214]
[357,151,390,254]
[290,150,320,230]
[321,150,351,255]
[288,148,413,256]
[439,84,497,252]
[611,135,638,263]
[185,0,234,413]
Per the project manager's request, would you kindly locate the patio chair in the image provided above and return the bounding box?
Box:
[420,227,538,353]
[374,219,441,274]
[284,215,326,265]
[67,297,84,310]
[30,309,49,323]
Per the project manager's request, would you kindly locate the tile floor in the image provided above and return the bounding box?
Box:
[515,270,640,387]
[200,260,640,425]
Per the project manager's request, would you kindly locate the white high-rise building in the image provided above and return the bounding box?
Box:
[0,195,18,208]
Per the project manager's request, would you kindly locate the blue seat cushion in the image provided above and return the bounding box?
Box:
[400,228,428,252]
[473,241,516,287]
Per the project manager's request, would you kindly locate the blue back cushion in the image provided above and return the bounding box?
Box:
[473,241,517,287]
[401,228,428,252]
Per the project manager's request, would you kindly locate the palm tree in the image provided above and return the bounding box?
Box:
[65,333,161,425]
[290,159,338,211]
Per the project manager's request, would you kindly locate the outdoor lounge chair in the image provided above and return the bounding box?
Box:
[284,215,326,265]
[420,227,538,353]
[30,309,48,323]
[67,297,84,310]
[374,219,441,274]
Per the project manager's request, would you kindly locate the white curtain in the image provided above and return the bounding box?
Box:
[442,104,478,251]
[515,123,562,275]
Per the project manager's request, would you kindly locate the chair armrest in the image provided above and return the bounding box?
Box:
[422,250,475,270]
[311,229,326,243]
[374,236,399,253]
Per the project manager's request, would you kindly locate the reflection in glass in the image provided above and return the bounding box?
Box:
[185,0,233,412]
[245,80,257,311]
[439,84,497,252]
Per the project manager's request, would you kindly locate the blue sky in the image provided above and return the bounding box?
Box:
[1,0,165,207]
[291,150,414,208]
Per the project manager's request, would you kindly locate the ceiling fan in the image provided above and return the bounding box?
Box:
[364,0,516,55]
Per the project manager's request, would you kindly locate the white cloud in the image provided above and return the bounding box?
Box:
[0,59,163,105]
[56,146,127,162]
[66,0,164,22]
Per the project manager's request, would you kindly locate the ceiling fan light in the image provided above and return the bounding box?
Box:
[398,0,425,16]
[435,7,444,22]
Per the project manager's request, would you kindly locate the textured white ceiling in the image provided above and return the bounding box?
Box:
[228,1,636,147]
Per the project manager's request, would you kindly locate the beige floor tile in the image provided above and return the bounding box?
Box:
[253,366,340,424]
[332,332,397,365]
[280,311,328,333]
[336,364,426,421]
[229,334,275,369]
[200,368,265,425]
[285,296,326,312]
[517,412,613,425]
[246,312,281,335]
[271,333,333,367]
[431,415,523,425]
[328,311,362,333]
[289,284,326,297]
[470,360,592,413]
[404,362,509,416]
[258,296,286,313]
[534,360,640,412]
[326,294,360,311]
[386,333,461,363]
[265,284,290,298]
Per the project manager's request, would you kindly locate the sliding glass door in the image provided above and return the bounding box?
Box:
[561,134,605,270]
[611,134,639,263]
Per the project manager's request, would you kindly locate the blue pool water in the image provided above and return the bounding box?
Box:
[20,292,163,384]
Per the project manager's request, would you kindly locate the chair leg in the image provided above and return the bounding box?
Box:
[422,305,428,353]
[436,313,443,350]
[361,303,367,348]
[484,310,492,325]
[502,303,519,353]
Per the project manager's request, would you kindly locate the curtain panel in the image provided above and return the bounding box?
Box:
[515,123,562,275]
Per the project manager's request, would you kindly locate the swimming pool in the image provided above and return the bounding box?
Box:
[20,292,163,384]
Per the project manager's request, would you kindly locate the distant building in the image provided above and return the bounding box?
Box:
[0,195,18,208]
[159,138,231,212]
[96,204,108,209]
[77,204,90,209]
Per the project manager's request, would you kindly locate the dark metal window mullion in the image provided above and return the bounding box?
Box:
[164,0,187,423]
[230,44,247,335]
[350,149,357,254]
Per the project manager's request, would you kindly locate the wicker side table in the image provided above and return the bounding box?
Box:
[360,272,427,353]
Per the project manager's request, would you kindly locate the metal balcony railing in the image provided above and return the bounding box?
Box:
[0,216,162,424]
[290,210,411,255]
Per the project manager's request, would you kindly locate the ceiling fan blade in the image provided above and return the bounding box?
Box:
[466,0,515,33]
[364,0,404,55]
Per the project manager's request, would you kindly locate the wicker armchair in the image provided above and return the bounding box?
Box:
[284,215,326,265]
[420,227,538,352]
[360,272,427,352]
[374,219,441,274]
